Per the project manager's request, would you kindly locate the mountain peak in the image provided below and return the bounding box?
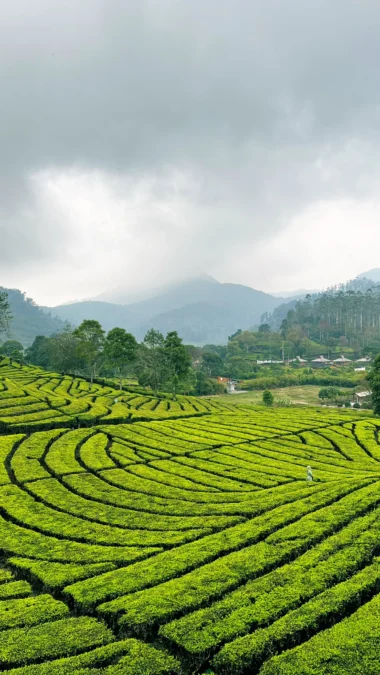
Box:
[357,268,380,283]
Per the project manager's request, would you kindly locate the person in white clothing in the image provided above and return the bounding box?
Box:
[306,465,313,482]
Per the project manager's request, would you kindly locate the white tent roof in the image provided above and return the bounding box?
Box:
[333,355,352,363]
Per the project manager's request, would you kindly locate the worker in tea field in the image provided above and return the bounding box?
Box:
[306,465,313,482]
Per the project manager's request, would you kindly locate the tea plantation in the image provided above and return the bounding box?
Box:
[0,359,380,674]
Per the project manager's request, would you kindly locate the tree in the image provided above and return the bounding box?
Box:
[258,323,271,333]
[135,329,167,393]
[104,328,138,390]
[263,390,274,406]
[368,355,380,414]
[0,340,23,362]
[194,371,212,395]
[73,320,105,386]
[49,325,81,374]
[0,292,12,339]
[318,386,341,403]
[201,351,223,377]
[163,331,191,399]
[25,335,52,369]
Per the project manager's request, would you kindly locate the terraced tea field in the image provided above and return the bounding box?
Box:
[0,359,379,674]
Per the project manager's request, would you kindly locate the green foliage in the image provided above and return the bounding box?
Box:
[104,328,138,389]
[367,353,380,414]
[0,361,379,672]
[262,390,274,406]
[318,386,341,402]
[0,616,113,667]
[25,336,52,369]
[73,320,106,384]
[201,351,224,376]
[243,371,361,391]
[0,594,68,630]
[259,591,380,675]
[0,340,23,362]
[163,331,191,398]
[195,371,225,395]
[0,291,12,339]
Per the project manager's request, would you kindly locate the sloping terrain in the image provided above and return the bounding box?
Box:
[0,361,379,673]
[1,288,63,346]
[52,277,284,343]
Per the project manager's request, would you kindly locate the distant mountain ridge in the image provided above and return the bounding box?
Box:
[0,288,63,346]
[357,268,380,282]
[51,276,284,344]
[4,269,380,347]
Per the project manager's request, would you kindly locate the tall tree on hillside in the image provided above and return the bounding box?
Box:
[367,356,380,415]
[73,320,105,386]
[25,336,52,368]
[49,325,82,374]
[163,331,191,399]
[104,328,138,390]
[0,292,12,340]
[135,328,167,393]
[201,350,223,377]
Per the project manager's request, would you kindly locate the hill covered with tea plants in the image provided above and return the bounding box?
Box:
[0,360,379,673]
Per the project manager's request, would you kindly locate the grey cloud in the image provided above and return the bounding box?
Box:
[2,0,380,286]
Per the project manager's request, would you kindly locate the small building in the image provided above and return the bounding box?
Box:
[228,380,238,393]
[292,355,308,365]
[333,355,352,366]
[217,376,238,393]
[218,377,230,384]
[311,355,331,369]
[354,357,371,372]
[354,390,372,404]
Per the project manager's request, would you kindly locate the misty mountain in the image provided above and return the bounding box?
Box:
[129,276,279,320]
[1,288,63,346]
[272,288,319,299]
[267,271,380,330]
[94,274,219,305]
[50,276,284,344]
[141,302,244,345]
[357,268,380,283]
[51,301,140,334]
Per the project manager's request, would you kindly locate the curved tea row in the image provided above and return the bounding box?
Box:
[0,361,379,673]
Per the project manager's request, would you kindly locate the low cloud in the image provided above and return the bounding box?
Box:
[2,1,380,302]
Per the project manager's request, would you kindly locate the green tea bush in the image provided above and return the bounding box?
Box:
[0,360,379,673]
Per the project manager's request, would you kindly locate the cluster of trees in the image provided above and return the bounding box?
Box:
[0,291,225,396]
[271,287,380,354]
[25,321,192,396]
[0,292,12,339]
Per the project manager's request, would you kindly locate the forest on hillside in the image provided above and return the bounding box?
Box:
[0,287,372,396]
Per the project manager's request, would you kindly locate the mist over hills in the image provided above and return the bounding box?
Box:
[358,268,380,282]
[3,269,380,347]
[52,276,283,344]
[1,288,63,346]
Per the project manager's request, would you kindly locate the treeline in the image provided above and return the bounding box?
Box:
[267,282,380,353]
[2,321,224,397]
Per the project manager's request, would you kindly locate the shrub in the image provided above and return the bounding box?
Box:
[262,390,274,407]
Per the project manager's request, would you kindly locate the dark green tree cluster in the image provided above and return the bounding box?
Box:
[0,292,12,340]
[0,340,24,362]
[26,322,192,395]
[368,356,380,415]
[318,387,342,403]
[274,287,380,352]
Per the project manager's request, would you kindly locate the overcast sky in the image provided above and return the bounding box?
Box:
[2,0,380,305]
